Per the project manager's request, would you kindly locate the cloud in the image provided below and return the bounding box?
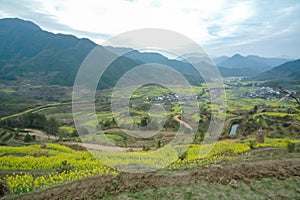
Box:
[203,0,300,57]
[0,0,111,41]
[0,0,299,57]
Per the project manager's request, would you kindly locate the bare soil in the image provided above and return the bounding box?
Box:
[3,158,299,200]
[173,115,193,130]
[25,129,141,152]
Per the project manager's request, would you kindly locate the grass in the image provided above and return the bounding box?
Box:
[248,137,299,148]
[253,112,297,118]
[0,137,299,196]
[81,133,124,145]
[225,86,296,111]
[83,120,99,128]
[59,126,75,134]
[103,176,300,200]
[3,84,297,136]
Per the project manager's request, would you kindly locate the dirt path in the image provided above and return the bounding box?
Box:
[24,129,56,140]
[217,139,239,143]
[60,142,141,152]
[173,115,193,130]
[25,129,140,152]
[6,158,300,200]
[0,103,71,121]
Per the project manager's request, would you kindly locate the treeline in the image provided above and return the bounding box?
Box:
[0,113,59,135]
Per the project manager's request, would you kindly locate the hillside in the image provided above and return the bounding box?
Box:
[246,55,292,67]
[215,54,293,77]
[0,18,203,88]
[218,66,258,77]
[0,18,145,88]
[3,157,300,199]
[4,18,295,86]
[254,59,300,81]
[218,54,271,76]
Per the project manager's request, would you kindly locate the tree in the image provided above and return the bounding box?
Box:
[71,130,79,137]
[140,117,149,127]
[24,133,32,142]
[194,129,205,143]
[278,86,300,106]
[111,117,116,125]
[45,117,59,135]
[157,140,161,148]
[272,82,300,106]
[103,119,111,128]
[23,113,47,129]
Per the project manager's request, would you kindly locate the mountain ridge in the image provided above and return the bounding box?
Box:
[0,17,297,85]
[0,18,203,88]
[254,59,300,82]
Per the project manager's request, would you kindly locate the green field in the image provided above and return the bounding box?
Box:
[0,81,299,198]
[0,137,299,195]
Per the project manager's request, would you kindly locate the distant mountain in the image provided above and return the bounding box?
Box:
[254,59,300,81]
[0,18,204,88]
[216,54,294,77]
[176,53,213,65]
[218,54,270,72]
[2,18,296,86]
[246,55,292,68]
[217,67,259,77]
[213,56,229,65]
[108,48,199,75]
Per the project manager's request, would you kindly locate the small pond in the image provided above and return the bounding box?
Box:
[229,124,239,135]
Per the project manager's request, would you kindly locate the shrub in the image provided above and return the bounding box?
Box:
[23,134,33,143]
[0,181,10,197]
[142,145,150,151]
[157,140,161,148]
[178,151,188,161]
[57,160,74,173]
[287,142,295,153]
[249,139,257,149]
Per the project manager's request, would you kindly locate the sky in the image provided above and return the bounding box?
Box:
[0,0,300,58]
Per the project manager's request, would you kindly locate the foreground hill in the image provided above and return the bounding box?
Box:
[4,157,299,200]
[254,59,300,81]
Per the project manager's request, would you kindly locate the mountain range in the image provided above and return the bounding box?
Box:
[253,59,300,82]
[214,54,292,77]
[0,17,298,88]
[0,18,204,88]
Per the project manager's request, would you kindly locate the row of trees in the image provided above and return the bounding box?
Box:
[0,113,59,135]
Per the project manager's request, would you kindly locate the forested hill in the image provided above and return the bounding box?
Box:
[0,18,203,88]
[254,59,300,82]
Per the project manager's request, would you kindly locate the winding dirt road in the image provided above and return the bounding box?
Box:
[25,129,140,152]
[24,129,56,140]
[173,115,193,130]
[59,142,140,152]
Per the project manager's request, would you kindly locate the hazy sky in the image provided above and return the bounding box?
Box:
[0,0,299,58]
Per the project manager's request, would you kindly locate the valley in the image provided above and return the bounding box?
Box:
[0,17,299,200]
[0,79,299,198]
